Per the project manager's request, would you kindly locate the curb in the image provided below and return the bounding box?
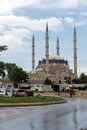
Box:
[0,100,67,107]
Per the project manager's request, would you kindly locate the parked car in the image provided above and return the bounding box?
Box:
[15,89,27,97]
[6,87,10,92]
[15,89,34,97]
[0,89,6,96]
[12,83,19,96]
[19,87,34,96]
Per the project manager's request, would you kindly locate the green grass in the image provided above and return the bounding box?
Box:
[0,96,64,103]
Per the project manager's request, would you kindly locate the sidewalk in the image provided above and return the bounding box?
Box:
[61,90,87,98]
[0,100,67,107]
[38,90,87,99]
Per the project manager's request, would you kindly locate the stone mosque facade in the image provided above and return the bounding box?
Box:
[28,23,77,84]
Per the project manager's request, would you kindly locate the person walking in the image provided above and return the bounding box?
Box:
[69,88,73,98]
[70,90,72,97]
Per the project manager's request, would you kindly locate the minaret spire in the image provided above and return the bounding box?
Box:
[73,25,77,78]
[56,37,60,56]
[45,22,49,74]
[32,34,35,70]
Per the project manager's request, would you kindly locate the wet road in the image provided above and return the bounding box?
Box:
[0,98,87,130]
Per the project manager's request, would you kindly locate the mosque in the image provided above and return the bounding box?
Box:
[28,23,77,84]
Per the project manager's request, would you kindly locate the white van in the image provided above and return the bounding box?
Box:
[0,89,6,96]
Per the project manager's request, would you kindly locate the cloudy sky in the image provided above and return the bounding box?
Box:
[0,0,87,76]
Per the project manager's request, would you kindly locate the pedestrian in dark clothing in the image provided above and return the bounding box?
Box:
[70,90,72,97]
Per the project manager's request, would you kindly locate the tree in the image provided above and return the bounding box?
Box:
[59,80,61,84]
[5,63,17,78]
[79,73,87,84]
[65,77,72,84]
[0,62,17,78]
[72,73,87,84]
[52,84,60,92]
[9,66,28,83]
[44,77,52,85]
[72,78,80,84]
[0,45,8,77]
[0,62,5,77]
[0,45,8,52]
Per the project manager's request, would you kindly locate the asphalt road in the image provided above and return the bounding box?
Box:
[0,98,87,130]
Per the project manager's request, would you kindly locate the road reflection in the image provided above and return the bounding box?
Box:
[0,99,87,130]
[73,108,78,130]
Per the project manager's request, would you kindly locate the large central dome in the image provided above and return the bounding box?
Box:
[38,53,68,66]
[49,54,64,60]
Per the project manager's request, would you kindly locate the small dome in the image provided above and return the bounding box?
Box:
[30,68,43,73]
[49,54,64,60]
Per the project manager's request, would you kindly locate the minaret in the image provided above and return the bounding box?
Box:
[73,26,77,78]
[56,37,60,56]
[32,34,35,70]
[45,23,49,74]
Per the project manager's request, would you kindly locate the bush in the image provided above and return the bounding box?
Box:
[35,89,38,92]
[84,84,87,89]
[78,87,86,90]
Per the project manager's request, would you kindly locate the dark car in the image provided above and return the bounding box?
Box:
[15,89,34,97]
[15,89,27,97]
